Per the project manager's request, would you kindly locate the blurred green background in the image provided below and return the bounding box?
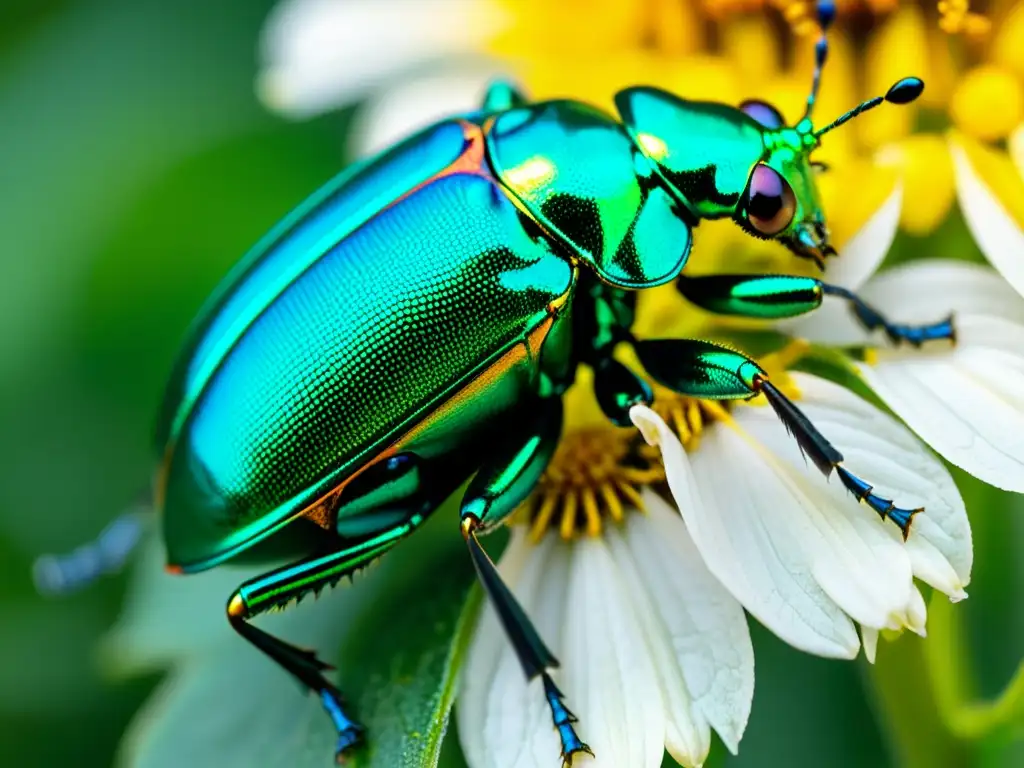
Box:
[0,2,1021,766]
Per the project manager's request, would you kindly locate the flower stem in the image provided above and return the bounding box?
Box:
[865,626,971,768]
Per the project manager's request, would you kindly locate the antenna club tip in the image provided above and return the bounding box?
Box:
[885,77,925,105]
[817,0,836,28]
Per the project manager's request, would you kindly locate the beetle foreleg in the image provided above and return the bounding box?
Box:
[677,274,955,346]
[634,338,922,538]
[818,283,955,346]
[592,357,653,426]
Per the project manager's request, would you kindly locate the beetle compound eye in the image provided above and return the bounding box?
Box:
[745,164,796,236]
[740,100,785,130]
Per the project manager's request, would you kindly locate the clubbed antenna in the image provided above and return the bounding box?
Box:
[802,0,836,122]
[813,77,924,139]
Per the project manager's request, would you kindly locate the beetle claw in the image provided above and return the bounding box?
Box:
[561,741,595,767]
[333,725,365,764]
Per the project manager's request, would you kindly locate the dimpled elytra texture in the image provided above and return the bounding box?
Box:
[162,172,572,569]
[156,120,470,450]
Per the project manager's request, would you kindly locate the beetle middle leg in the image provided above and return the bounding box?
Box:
[632,337,922,538]
[677,273,956,346]
[458,397,594,767]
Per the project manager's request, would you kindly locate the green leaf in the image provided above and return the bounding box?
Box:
[342,566,480,768]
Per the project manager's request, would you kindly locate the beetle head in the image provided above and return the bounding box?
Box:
[733,73,923,268]
[615,0,923,270]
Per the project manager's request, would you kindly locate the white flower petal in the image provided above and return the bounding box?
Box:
[859,313,1024,493]
[725,397,917,633]
[458,530,565,768]
[858,260,1024,325]
[768,373,971,598]
[907,585,928,637]
[562,537,665,768]
[950,139,1024,300]
[350,69,502,158]
[259,0,509,116]
[827,182,903,292]
[605,519,711,767]
[860,626,878,664]
[624,491,754,756]
[631,406,862,659]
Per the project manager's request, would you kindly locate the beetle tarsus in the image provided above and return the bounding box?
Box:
[760,380,923,539]
[322,686,365,763]
[834,465,921,540]
[543,673,593,766]
[462,513,594,764]
[821,284,956,347]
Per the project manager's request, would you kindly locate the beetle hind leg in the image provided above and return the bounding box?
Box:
[227,597,364,759]
[226,511,431,762]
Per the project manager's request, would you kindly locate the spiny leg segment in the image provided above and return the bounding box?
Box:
[227,521,423,761]
[226,454,469,763]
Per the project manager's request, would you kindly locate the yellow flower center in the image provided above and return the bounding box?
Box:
[937,0,991,37]
[516,426,663,544]
[516,389,731,543]
[875,134,955,234]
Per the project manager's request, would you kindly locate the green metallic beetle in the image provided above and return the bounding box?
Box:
[42,3,956,765]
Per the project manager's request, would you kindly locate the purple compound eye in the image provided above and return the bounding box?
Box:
[746,164,796,236]
[739,100,785,129]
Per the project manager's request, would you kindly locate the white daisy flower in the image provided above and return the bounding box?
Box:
[458,344,972,767]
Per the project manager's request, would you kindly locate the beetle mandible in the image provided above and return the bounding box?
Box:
[44,2,955,765]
